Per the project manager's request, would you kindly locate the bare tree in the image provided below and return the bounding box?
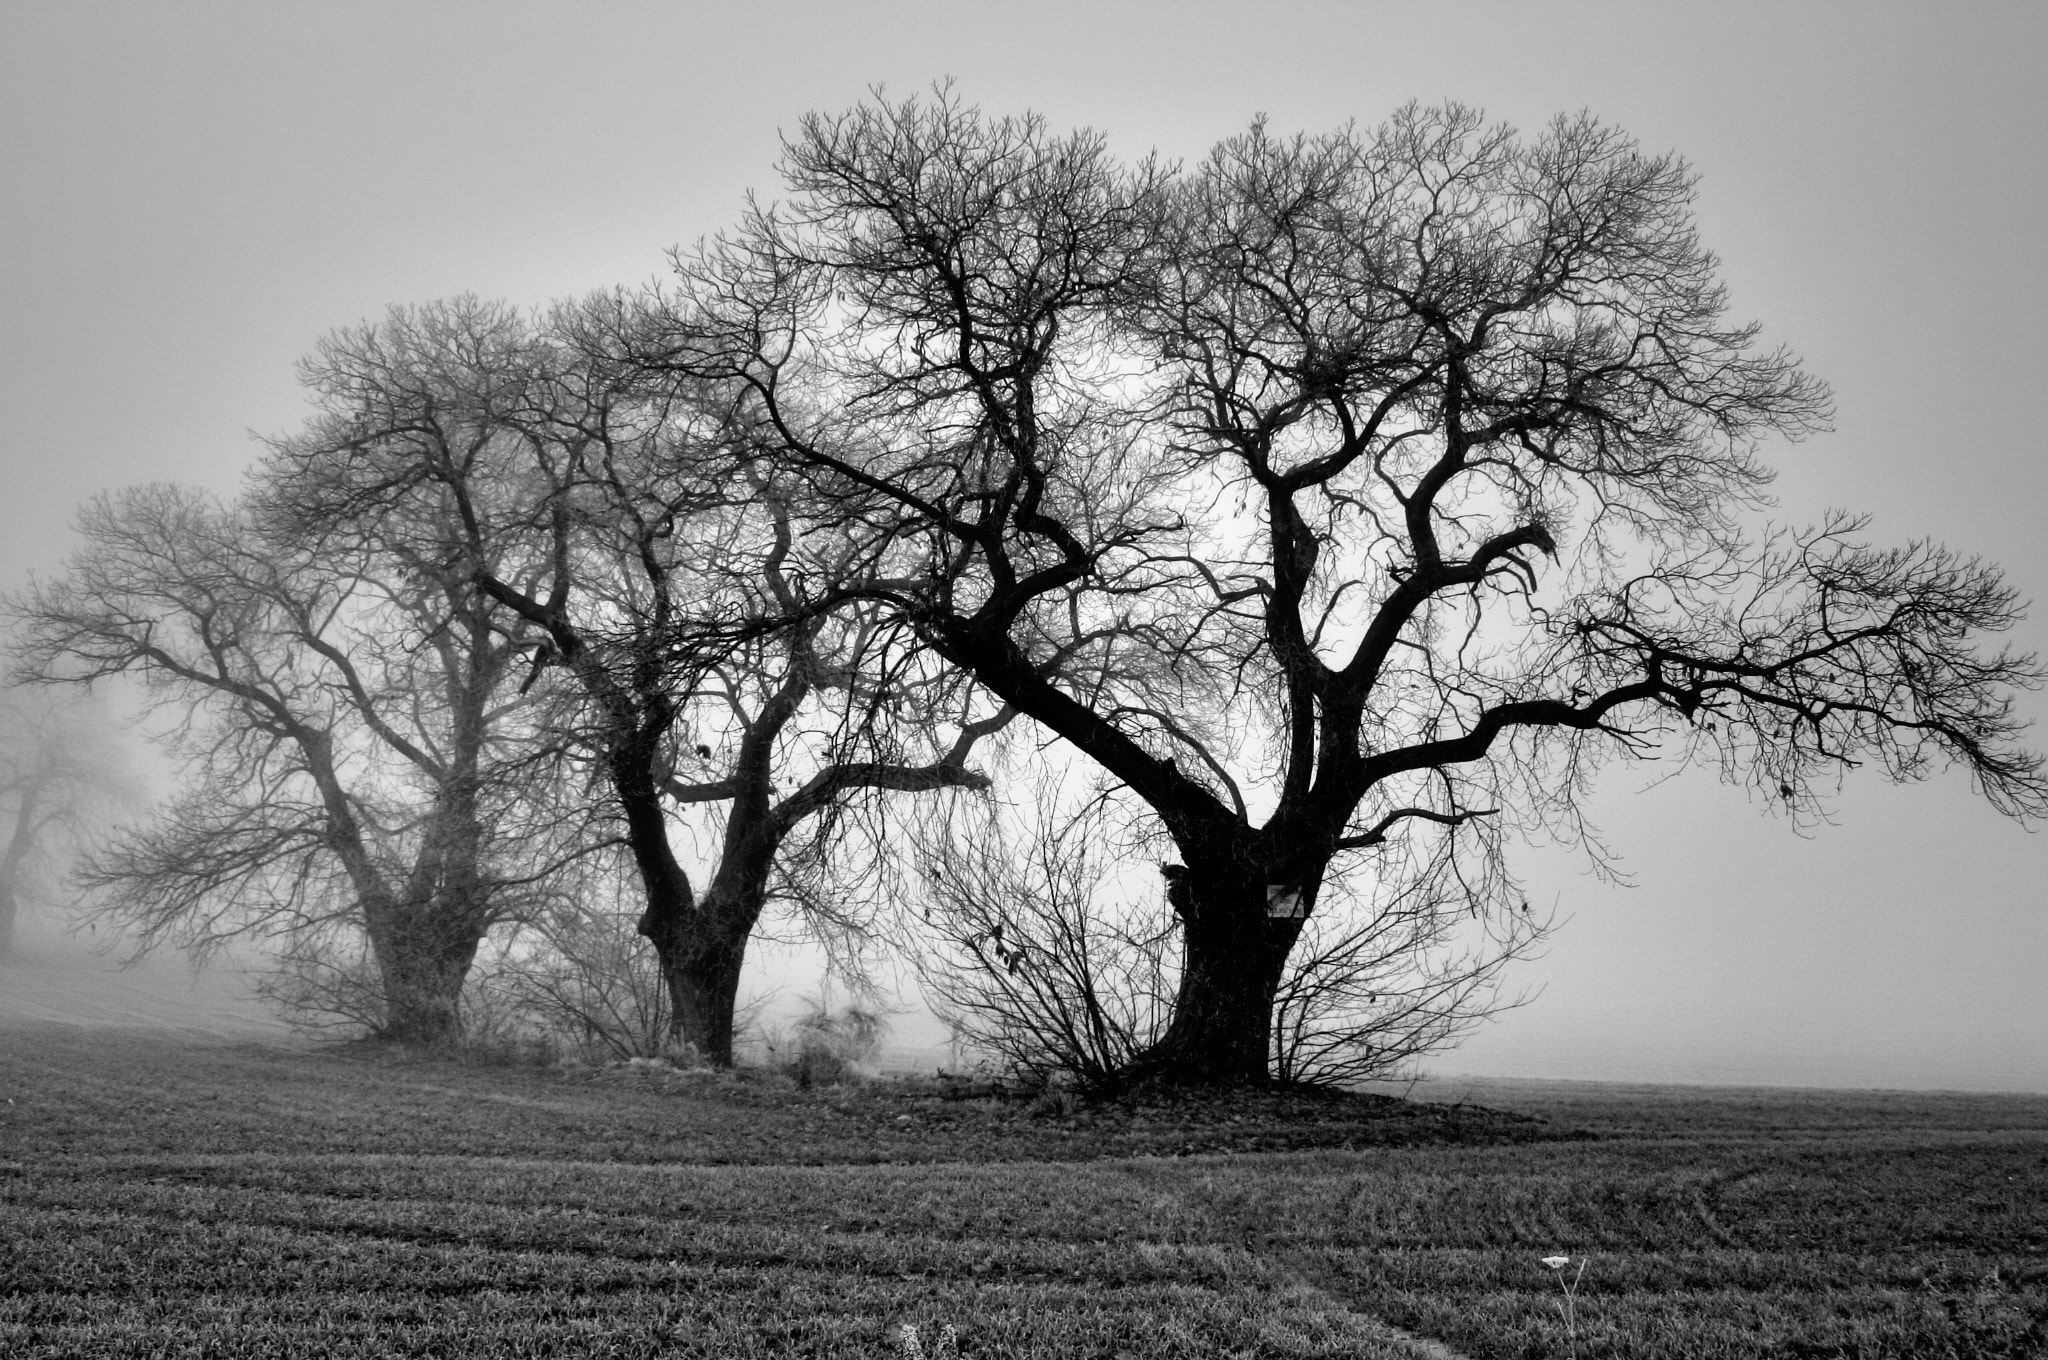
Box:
[9,482,566,1042]
[271,296,1008,1064]
[0,684,138,959]
[658,91,2044,1086]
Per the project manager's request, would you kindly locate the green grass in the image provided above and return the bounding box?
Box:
[3,1024,2045,1357]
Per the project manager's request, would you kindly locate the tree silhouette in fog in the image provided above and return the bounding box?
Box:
[648,92,2044,1085]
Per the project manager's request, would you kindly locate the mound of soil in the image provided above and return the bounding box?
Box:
[580,1059,1571,1162]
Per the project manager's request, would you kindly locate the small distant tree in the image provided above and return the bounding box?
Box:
[776,989,888,1086]
[10,482,569,1042]
[0,684,137,959]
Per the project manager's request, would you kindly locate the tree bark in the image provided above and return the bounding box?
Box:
[562,702,766,1067]
[609,723,750,1061]
[368,621,499,1046]
[364,897,483,1045]
[649,906,750,1065]
[0,883,16,961]
[635,871,709,1057]
[1124,861,1313,1086]
[638,760,783,1063]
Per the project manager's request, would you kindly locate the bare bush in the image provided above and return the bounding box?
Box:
[908,790,1177,1090]
[1269,837,1551,1086]
[249,924,391,1037]
[766,992,888,1087]
[495,898,675,1063]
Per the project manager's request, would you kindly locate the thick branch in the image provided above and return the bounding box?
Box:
[771,758,991,837]
[1334,805,1499,851]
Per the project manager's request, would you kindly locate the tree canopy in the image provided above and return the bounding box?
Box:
[644,92,2043,1084]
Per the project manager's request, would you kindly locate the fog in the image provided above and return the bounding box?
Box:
[3,2,2043,1091]
[0,913,952,1071]
[0,918,284,1040]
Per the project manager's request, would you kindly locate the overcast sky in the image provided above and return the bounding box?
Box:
[4,1,2043,1090]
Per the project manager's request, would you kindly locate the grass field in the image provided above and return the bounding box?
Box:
[2,1023,2044,1358]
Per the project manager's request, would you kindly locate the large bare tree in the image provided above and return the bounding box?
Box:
[661,93,2045,1085]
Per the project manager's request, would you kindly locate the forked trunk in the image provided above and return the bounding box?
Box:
[633,677,799,1067]
[1125,863,1311,1086]
[621,773,760,1066]
[637,850,773,1066]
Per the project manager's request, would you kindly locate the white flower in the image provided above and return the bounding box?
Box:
[1541,1255,1571,1270]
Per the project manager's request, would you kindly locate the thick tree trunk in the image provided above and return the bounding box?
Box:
[614,736,742,1061]
[637,673,801,1066]
[637,828,775,1066]
[377,946,474,1045]
[599,728,744,1063]
[1125,862,1312,1086]
[0,883,16,961]
[647,911,749,1065]
[365,725,496,1047]
[365,900,484,1045]
[622,800,764,1066]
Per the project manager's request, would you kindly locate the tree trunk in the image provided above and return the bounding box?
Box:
[1126,862,1311,1086]
[613,735,740,1060]
[2,789,38,963]
[638,830,775,1066]
[363,889,485,1046]
[649,913,749,1065]
[635,673,802,1066]
[626,834,761,1066]
[377,946,474,1045]
[364,769,495,1046]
